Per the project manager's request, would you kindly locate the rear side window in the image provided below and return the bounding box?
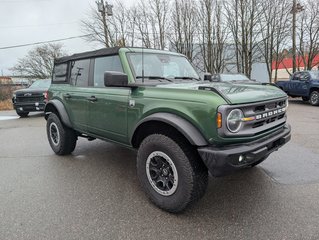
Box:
[52,63,68,82]
[93,55,123,87]
[70,59,90,87]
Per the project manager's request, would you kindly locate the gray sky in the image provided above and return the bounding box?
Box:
[0,0,131,76]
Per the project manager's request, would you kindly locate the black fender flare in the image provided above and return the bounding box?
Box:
[131,112,208,147]
[44,100,72,128]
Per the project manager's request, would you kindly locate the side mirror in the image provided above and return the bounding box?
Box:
[104,71,128,87]
[203,73,212,81]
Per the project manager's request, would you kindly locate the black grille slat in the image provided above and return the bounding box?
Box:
[242,99,287,131]
[16,96,44,103]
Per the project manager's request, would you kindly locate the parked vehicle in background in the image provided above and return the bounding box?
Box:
[212,73,255,83]
[12,79,50,117]
[45,47,291,213]
[276,71,319,106]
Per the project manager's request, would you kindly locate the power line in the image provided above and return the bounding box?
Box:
[0,34,92,50]
[0,21,78,29]
[0,0,50,2]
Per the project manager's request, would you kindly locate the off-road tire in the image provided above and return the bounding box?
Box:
[137,133,208,213]
[309,91,319,106]
[17,111,29,118]
[46,113,77,155]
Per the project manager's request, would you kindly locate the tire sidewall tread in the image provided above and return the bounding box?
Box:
[137,133,208,213]
[310,91,319,106]
[46,113,77,155]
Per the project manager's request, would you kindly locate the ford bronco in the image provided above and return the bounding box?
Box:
[45,47,291,212]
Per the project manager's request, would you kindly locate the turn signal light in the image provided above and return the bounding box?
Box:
[217,112,222,128]
[43,91,48,100]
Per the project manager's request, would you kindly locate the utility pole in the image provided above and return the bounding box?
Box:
[291,0,304,73]
[96,0,113,48]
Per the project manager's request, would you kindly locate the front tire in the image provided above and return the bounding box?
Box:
[310,91,319,106]
[46,113,77,155]
[17,111,29,118]
[137,133,208,213]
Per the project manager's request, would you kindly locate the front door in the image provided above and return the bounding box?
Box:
[86,55,130,144]
[290,72,309,96]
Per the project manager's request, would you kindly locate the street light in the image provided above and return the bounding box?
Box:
[291,0,304,73]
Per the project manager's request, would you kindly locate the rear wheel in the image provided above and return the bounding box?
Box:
[309,91,319,106]
[137,133,208,213]
[46,113,77,155]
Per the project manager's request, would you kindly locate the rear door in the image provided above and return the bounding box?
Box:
[63,59,91,131]
[86,55,130,144]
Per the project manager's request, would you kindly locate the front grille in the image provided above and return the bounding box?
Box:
[246,99,287,131]
[16,96,44,103]
[218,97,288,137]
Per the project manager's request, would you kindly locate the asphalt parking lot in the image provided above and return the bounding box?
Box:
[0,99,319,240]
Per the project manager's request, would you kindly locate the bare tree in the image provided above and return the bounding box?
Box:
[148,0,169,50]
[11,43,65,79]
[297,0,319,70]
[224,0,263,77]
[258,0,291,82]
[81,5,111,47]
[197,0,230,73]
[169,0,198,61]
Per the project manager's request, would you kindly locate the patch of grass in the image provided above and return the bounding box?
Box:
[0,99,13,110]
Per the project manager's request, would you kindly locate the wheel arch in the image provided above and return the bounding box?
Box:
[309,86,319,94]
[131,112,208,148]
[44,100,72,128]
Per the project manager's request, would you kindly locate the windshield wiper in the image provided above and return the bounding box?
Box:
[136,76,173,82]
[174,76,201,81]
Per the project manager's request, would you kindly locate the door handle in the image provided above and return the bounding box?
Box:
[87,96,97,102]
[63,93,71,99]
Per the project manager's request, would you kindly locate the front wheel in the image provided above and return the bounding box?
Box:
[309,91,319,106]
[137,133,208,213]
[46,113,77,155]
[17,111,29,118]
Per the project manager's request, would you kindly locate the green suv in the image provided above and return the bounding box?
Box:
[45,47,291,212]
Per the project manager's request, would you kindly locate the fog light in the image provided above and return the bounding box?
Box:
[239,155,244,162]
[19,107,23,111]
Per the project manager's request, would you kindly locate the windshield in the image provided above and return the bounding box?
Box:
[29,79,51,89]
[127,53,199,82]
[220,74,250,82]
[310,71,319,80]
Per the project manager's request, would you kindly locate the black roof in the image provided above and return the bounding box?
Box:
[55,47,120,64]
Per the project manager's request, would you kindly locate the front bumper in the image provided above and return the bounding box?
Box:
[13,102,46,112]
[198,124,291,177]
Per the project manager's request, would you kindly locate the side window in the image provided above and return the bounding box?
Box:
[93,56,123,87]
[70,59,90,87]
[292,72,301,80]
[52,63,68,83]
[300,73,310,81]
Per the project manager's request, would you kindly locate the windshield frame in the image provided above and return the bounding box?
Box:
[126,52,200,84]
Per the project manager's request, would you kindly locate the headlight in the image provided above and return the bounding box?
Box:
[226,109,244,133]
[12,93,16,98]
